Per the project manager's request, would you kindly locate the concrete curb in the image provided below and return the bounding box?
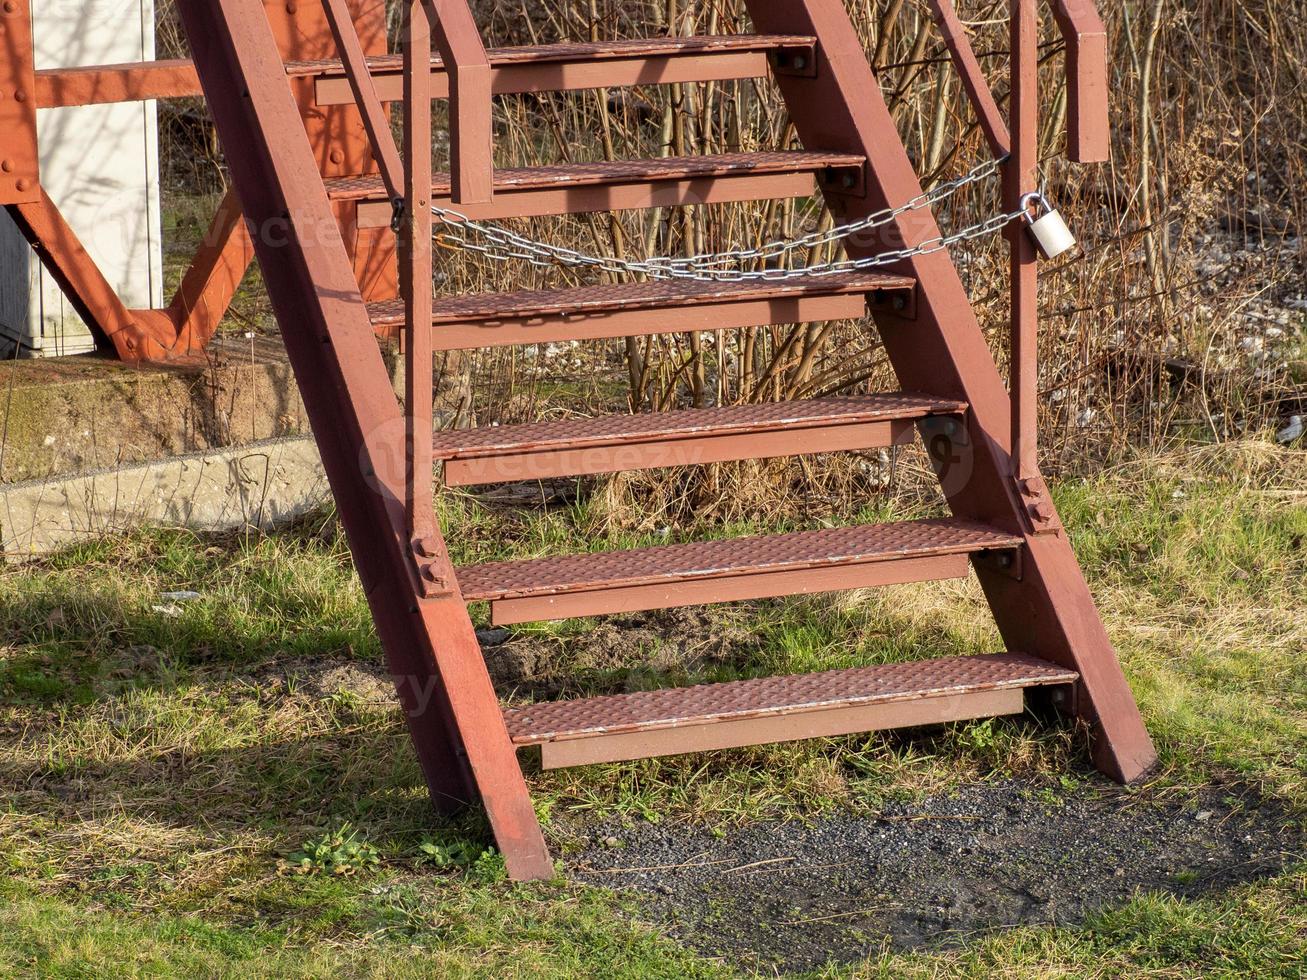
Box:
[0,435,328,561]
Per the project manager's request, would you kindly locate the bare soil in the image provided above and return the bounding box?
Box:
[565,778,1303,973]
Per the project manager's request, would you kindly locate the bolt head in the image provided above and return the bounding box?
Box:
[414,536,441,558]
[1031,500,1055,522]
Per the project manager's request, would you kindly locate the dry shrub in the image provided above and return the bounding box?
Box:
[154,1,1306,523]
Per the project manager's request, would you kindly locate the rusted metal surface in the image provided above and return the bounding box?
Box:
[746,0,1155,783]
[426,271,906,322]
[505,653,1076,747]
[0,0,41,205]
[306,34,816,104]
[461,519,1019,600]
[926,0,1011,159]
[368,271,912,348]
[459,520,1019,624]
[341,150,864,226]
[177,0,553,881]
[437,393,962,455]
[435,393,963,485]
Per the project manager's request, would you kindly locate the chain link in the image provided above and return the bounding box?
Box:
[429,156,1021,282]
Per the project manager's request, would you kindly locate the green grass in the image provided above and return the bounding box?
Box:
[0,440,1304,976]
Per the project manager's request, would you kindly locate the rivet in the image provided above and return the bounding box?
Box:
[1,159,13,173]
[13,89,26,103]
[285,2,297,12]
[329,149,344,164]
[2,2,16,13]
[15,177,31,191]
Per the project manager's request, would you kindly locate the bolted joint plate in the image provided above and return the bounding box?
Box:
[1018,475,1063,536]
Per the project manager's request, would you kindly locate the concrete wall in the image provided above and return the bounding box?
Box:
[0,0,163,357]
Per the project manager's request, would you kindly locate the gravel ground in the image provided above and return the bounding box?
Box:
[566,776,1303,973]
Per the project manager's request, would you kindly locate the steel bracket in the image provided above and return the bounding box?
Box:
[818,161,867,198]
[869,283,917,320]
[1016,474,1063,536]
[0,0,41,205]
[768,41,819,78]
[973,545,1023,581]
[412,536,455,599]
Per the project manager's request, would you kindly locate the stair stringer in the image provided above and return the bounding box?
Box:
[744,0,1156,782]
[176,0,553,881]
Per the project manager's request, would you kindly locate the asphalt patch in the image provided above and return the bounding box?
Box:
[567,777,1303,973]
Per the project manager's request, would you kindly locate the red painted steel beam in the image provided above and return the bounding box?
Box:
[321,0,405,201]
[162,188,255,357]
[0,0,41,205]
[176,0,552,880]
[744,0,1156,783]
[8,191,171,360]
[926,0,1011,159]
[422,0,492,205]
[1050,0,1110,163]
[402,0,437,542]
[33,60,202,108]
[1008,0,1040,482]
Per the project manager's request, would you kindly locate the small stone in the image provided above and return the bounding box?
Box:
[1196,810,1214,822]
[604,836,621,849]
[476,627,511,647]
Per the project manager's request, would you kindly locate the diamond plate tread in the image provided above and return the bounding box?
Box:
[369,271,912,328]
[326,150,865,202]
[458,518,1021,601]
[433,393,965,459]
[285,35,816,76]
[503,653,1077,744]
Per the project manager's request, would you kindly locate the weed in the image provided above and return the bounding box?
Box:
[282,824,381,877]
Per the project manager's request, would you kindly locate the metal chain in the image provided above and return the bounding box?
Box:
[429,156,1021,282]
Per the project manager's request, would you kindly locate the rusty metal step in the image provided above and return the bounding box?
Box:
[504,653,1077,768]
[369,271,914,347]
[295,34,819,107]
[434,393,965,485]
[458,518,1021,625]
[34,35,814,111]
[331,150,866,227]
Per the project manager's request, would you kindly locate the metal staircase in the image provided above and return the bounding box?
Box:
[174,0,1156,881]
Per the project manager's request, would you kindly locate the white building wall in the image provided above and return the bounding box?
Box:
[0,0,163,358]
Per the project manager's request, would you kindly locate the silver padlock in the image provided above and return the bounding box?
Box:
[1020,192,1077,259]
